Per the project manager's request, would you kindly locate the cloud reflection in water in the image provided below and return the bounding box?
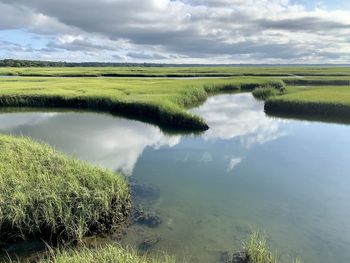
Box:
[0,94,286,175]
[0,112,180,175]
[192,93,287,147]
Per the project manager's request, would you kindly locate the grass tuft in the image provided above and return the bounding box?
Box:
[244,232,279,263]
[0,135,130,243]
[37,245,176,263]
[241,232,301,263]
[252,85,285,100]
[225,232,302,263]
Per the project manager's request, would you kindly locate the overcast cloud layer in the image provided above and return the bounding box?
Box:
[0,0,349,63]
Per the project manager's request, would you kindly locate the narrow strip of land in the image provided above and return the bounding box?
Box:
[1,66,350,77]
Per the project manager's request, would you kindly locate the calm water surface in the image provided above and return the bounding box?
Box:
[0,93,350,263]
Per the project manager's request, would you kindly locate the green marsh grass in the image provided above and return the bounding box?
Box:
[0,77,283,130]
[241,232,301,263]
[244,232,279,263]
[265,86,350,118]
[37,245,176,263]
[2,67,350,126]
[252,85,286,100]
[1,66,350,77]
[283,77,350,86]
[0,135,130,243]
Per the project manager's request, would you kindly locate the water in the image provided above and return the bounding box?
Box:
[0,93,350,263]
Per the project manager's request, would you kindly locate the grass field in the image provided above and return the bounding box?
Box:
[0,135,130,243]
[1,66,350,126]
[0,77,283,130]
[1,66,350,77]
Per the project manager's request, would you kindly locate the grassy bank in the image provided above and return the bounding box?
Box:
[35,245,175,263]
[33,233,301,263]
[0,135,130,243]
[265,86,350,118]
[1,66,350,77]
[0,77,283,130]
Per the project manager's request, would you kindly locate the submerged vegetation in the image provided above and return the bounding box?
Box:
[0,135,130,243]
[0,77,283,130]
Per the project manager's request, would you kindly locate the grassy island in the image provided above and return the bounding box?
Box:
[0,135,130,243]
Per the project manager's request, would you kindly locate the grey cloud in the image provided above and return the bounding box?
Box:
[183,0,244,7]
[127,52,168,60]
[0,40,34,52]
[0,0,349,62]
[112,54,123,60]
[0,3,35,29]
[257,17,350,32]
[47,39,120,52]
[318,51,350,59]
[122,28,306,59]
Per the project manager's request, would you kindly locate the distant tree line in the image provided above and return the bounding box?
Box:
[0,59,214,67]
[0,59,66,67]
[0,59,171,67]
[1,59,348,68]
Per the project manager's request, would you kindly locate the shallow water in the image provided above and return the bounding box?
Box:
[0,93,350,262]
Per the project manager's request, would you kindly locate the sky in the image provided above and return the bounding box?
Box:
[0,0,349,64]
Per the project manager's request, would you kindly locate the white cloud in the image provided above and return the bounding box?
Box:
[0,0,349,62]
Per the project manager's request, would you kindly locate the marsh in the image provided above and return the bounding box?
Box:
[1,93,350,262]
